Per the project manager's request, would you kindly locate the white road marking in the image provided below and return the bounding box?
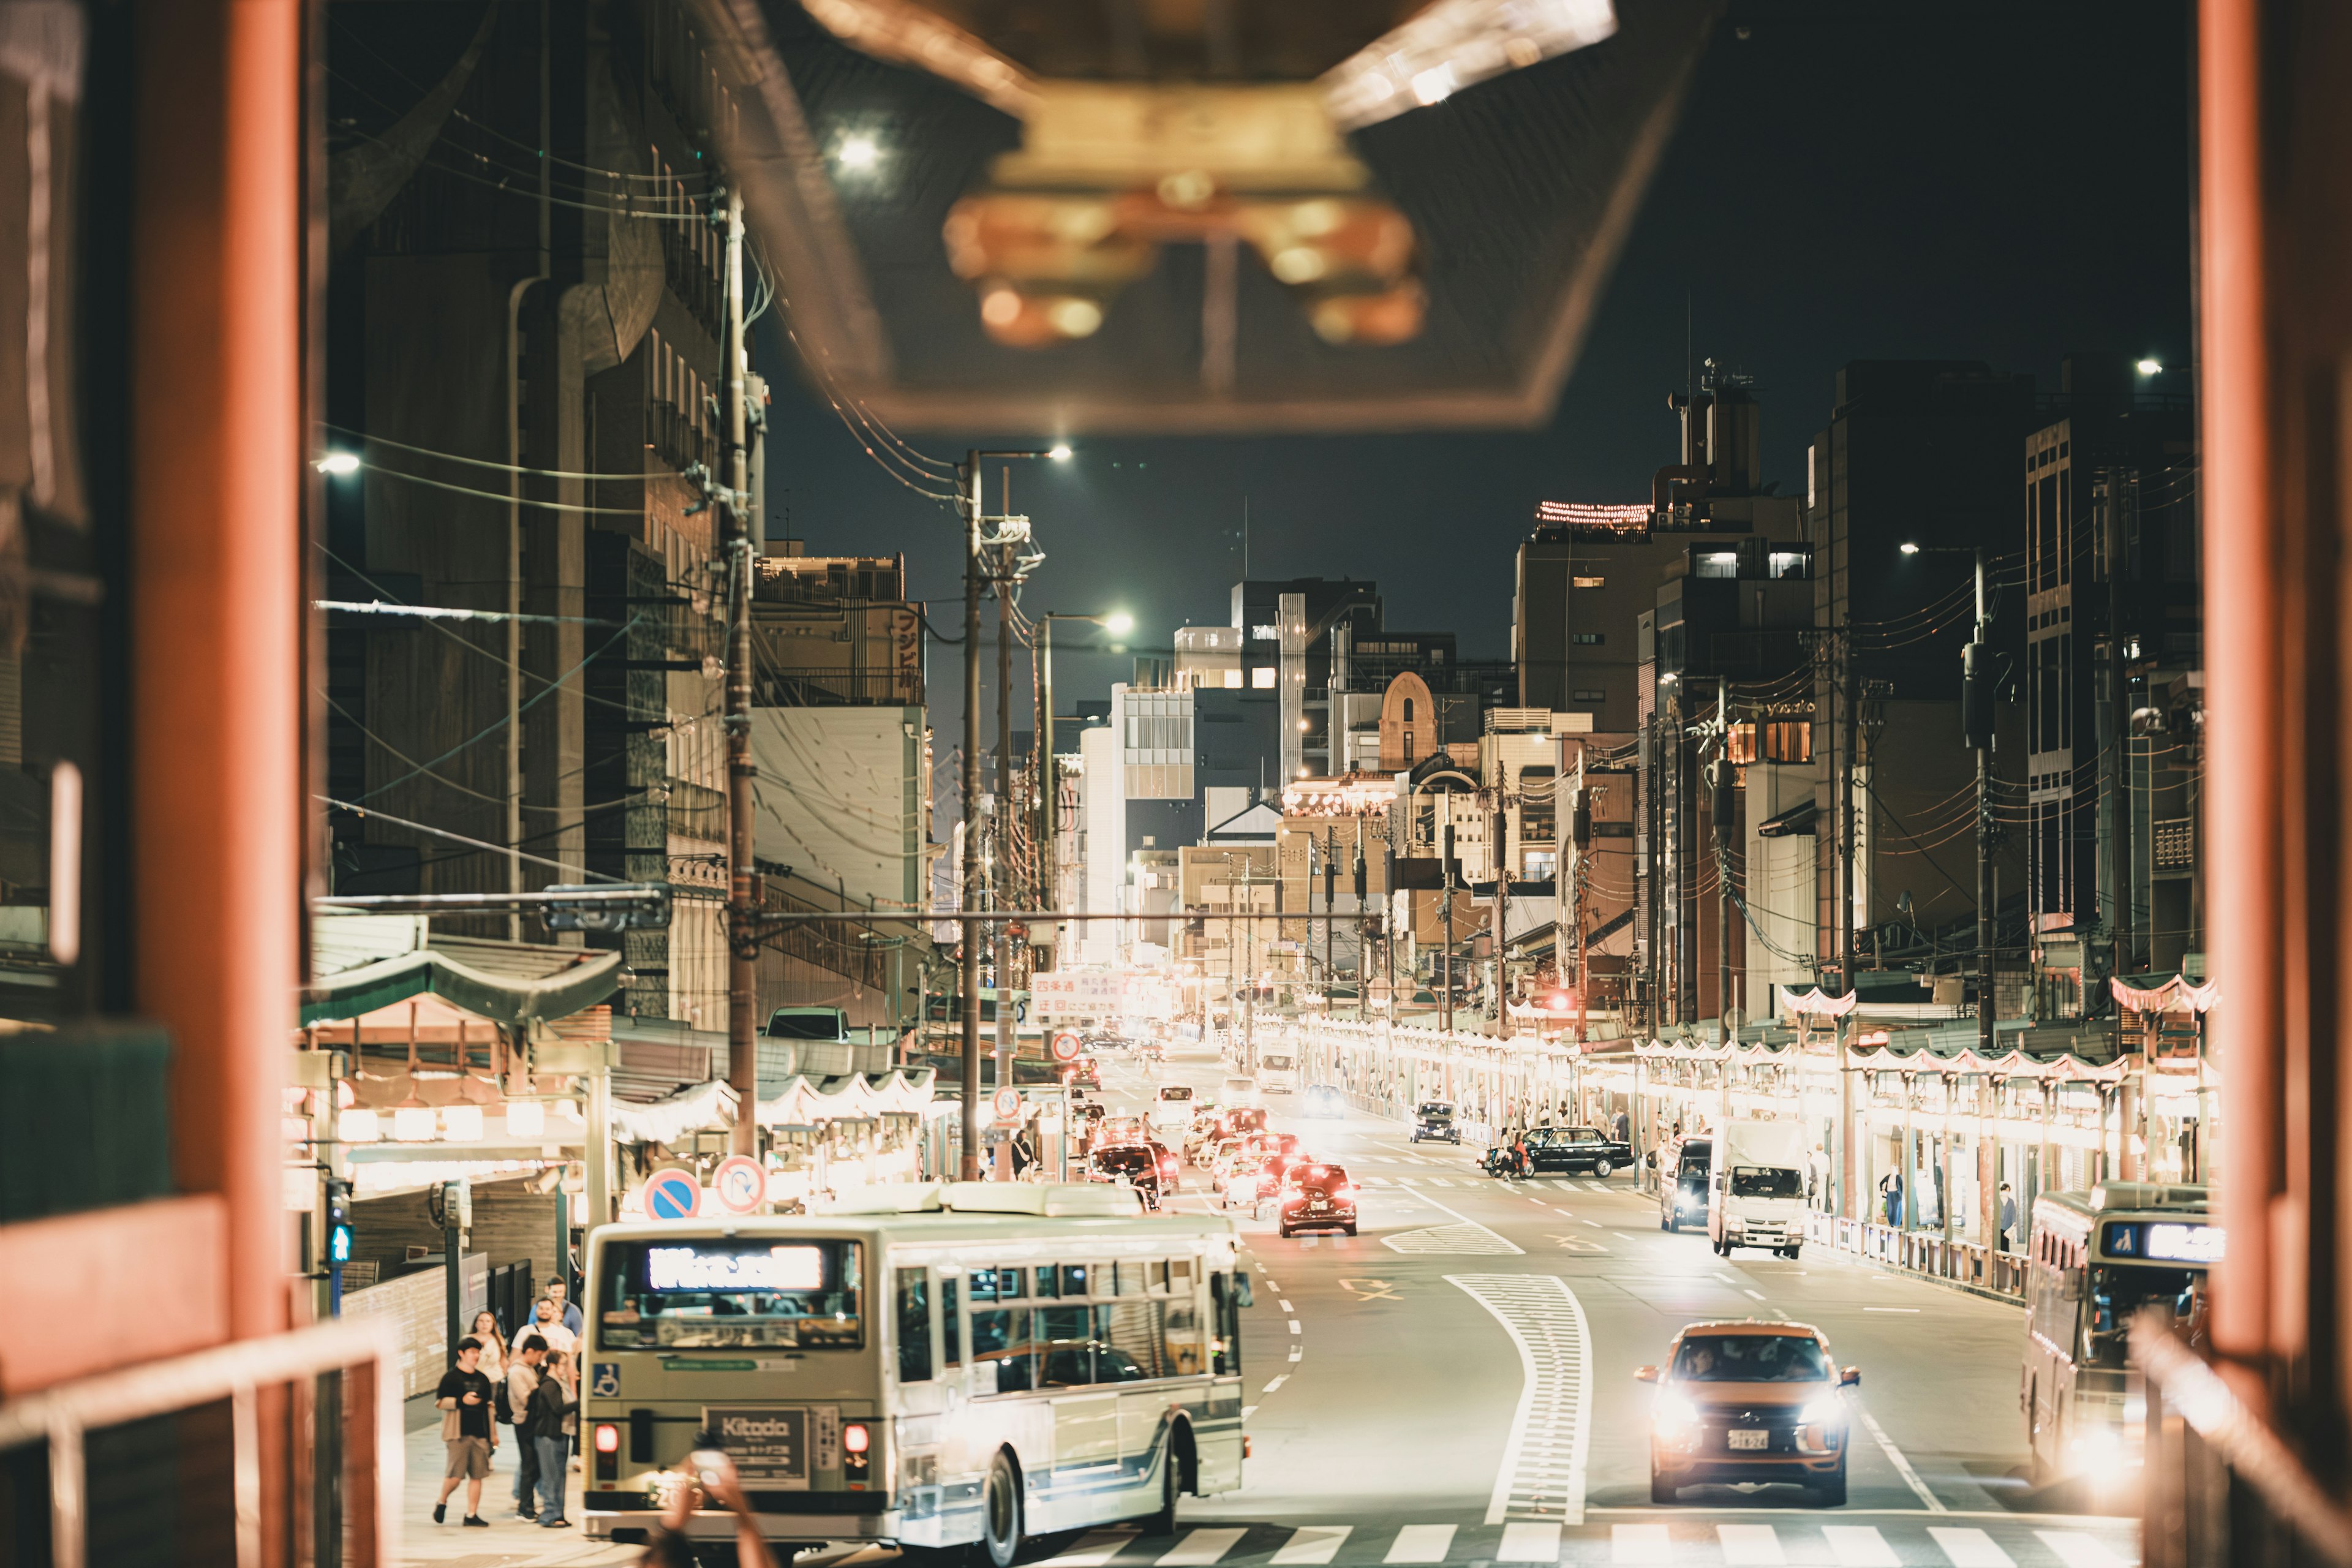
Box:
[1383,1525,1456,1563]
[1241,1405,1257,1421]
[1036,1530,1139,1567]
[1718,1523,1787,1564]
[1450,1273,1594,1526]
[1271,1526,1352,1565]
[1279,1299,1295,1311]
[1823,1524,1902,1566]
[1430,1178,1458,1188]
[1864,1307,1922,1313]
[1743,1289,1768,1301]
[1855,1403,1947,1512]
[1287,1321,1302,1334]
[1926,1526,2016,1566]
[1496,1521,1561,1561]
[1610,1524,1673,1564]
[2036,1533,2132,1568]
[1289,1345,1302,1362]
[1157,1528,1246,1565]
[1261,1374,1288,1393]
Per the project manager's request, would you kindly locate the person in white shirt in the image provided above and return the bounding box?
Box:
[528,1295,576,1354]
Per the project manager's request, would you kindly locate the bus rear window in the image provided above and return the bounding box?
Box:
[598,1238,863,1351]
[1158,1086,1193,1101]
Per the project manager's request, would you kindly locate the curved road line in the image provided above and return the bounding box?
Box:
[1447,1273,1594,1528]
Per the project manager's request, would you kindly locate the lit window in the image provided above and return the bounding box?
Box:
[1573,575,1605,589]
[1251,666,1275,689]
[1224,669,1242,689]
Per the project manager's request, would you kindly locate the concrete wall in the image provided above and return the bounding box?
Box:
[750,706,925,911]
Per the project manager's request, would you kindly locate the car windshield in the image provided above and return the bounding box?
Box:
[598,1239,862,1350]
[1729,1166,1803,1198]
[1159,1086,1193,1101]
[1093,1148,1155,1174]
[1672,1335,1830,1383]
[1419,1104,1453,1118]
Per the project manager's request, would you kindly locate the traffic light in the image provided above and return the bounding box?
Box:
[325,1178,354,1265]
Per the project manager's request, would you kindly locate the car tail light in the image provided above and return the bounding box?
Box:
[843,1421,872,1485]
[844,1422,870,1454]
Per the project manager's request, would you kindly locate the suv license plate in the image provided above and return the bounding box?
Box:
[1728,1429,1768,1451]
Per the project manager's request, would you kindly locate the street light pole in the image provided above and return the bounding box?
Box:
[722,183,760,1157]
[960,450,985,1179]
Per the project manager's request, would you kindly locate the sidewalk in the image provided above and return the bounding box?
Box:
[399,1398,637,1567]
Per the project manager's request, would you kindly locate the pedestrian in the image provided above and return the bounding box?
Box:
[1611,1107,1629,1145]
[1999,1182,2018,1251]
[432,1336,497,1528]
[528,1293,577,1355]
[467,1309,507,1387]
[546,1274,584,1338]
[527,1348,578,1527]
[631,1450,779,1568]
[507,1334,546,1519]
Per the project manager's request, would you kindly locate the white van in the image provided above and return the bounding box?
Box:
[1708,1118,1808,1257]
[1150,1081,1197,1132]
[1219,1074,1259,1107]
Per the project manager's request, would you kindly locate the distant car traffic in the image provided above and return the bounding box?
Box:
[1637,1321,1858,1505]
[1303,1083,1345,1118]
[1278,1162,1359,1238]
[1087,1144,1163,1208]
[1659,1136,1713,1234]
[1411,1101,1460,1144]
[1065,1055,1102,1088]
[1150,1082,1196,1133]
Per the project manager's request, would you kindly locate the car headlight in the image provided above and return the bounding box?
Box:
[1798,1398,1843,1429]
[1653,1393,1700,1436]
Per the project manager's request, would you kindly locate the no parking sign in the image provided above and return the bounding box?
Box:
[1050,1031,1081,1063]
[992,1085,1023,1124]
[712,1155,768,1216]
[643,1167,701,1220]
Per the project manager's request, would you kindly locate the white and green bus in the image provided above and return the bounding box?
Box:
[581,1182,1251,1562]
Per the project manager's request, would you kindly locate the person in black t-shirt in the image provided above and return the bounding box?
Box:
[432,1336,498,1526]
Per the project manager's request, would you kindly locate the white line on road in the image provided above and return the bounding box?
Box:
[1397,1189,1528,1254]
[1382,1525,1455,1563]
[1035,1530,1139,1567]
[1610,1523,1672,1564]
[1261,1375,1288,1393]
[1822,1524,1902,1566]
[1279,1300,1294,1311]
[1926,1526,2016,1566]
[1289,1345,1302,1362]
[1270,1526,1352,1565]
[1450,1273,1594,1527]
[1157,1527,1246,1565]
[1287,1320,1302,1334]
[1855,1402,1947,1512]
[1241,1405,1256,1421]
[2035,1532,2132,1568]
[1718,1522,1787,1564]
[1496,1521,1561,1561]
[1743,1288,1768,1301]
[1864,1306,1921,1313]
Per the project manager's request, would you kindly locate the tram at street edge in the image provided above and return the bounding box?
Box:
[2021,1181,2218,1488]
[580,1182,1250,1561]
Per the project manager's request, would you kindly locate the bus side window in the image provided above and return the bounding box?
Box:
[895,1269,933,1384]
[942,1275,962,1370]
[1210,1273,1240,1376]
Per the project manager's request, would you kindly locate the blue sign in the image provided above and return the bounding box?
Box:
[644,1168,701,1220]
[591,1362,620,1398]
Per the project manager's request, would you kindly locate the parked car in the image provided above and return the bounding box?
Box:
[1411,1101,1461,1144]
[1512,1125,1633,1178]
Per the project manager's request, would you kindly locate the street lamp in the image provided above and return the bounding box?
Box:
[315,451,360,477]
[2135,358,2163,377]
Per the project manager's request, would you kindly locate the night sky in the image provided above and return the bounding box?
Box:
[755,0,2194,770]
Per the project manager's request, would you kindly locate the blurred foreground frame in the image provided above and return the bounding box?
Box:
[698,0,1723,433]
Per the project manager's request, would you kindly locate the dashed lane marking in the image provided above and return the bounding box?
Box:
[1855,1402,1947,1512]
[1450,1273,1594,1526]
[1610,1524,1672,1564]
[1717,1522,1787,1564]
[1035,1529,1138,1567]
[1495,1523,1561,1562]
[1270,1528,1352,1565]
[1157,1528,1246,1566]
[1822,1525,1902,1566]
[1926,1526,2016,1567]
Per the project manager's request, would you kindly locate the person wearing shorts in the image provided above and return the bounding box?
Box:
[432,1336,498,1526]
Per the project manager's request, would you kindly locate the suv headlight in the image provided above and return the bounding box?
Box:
[1798,1398,1843,1429]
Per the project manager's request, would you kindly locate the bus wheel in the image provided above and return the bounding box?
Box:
[981,1450,1025,1568]
[1145,1420,1194,1536]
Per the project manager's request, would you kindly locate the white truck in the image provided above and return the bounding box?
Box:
[1708,1118,1809,1258]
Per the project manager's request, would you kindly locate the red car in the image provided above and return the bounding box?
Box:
[1278,1163,1360,1238]
[1065,1055,1102,1089]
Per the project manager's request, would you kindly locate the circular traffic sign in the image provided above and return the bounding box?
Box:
[712,1155,767,1216]
[1050,1030,1081,1063]
[643,1167,701,1220]
[992,1085,1023,1123]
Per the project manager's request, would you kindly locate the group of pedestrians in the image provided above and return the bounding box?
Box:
[431,1276,587,1530]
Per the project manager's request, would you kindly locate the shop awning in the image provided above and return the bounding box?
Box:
[300,945,623,1028]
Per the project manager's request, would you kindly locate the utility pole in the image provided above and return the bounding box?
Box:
[993,465,1017,1180]
[1963,545,1995,1061]
[1441,818,1457,1034]
[959,450,985,1180]
[1714,675,1734,1035]
[1354,825,1369,1022]
[722,183,760,1156]
[1494,786,1510,1038]
[1839,627,1858,1000]
[1322,826,1336,1017]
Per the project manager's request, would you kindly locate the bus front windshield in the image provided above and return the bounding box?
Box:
[599,1238,864,1351]
[2086,1263,2198,1365]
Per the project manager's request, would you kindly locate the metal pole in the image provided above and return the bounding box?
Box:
[994,470,1016,1180]
[1494,791,1510,1037]
[1970,547,1994,1062]
[1716,676,1734,1035]
[723,184,760,1156]
[1041,618,1056,935]
[960,451,985,1180]
[1841,630,1858,998]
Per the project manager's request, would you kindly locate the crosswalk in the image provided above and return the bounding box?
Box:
[1028,1521,2138,1568]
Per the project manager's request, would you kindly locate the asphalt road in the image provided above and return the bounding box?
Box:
[1067,1042,2143,1568]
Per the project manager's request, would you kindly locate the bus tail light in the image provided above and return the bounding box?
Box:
[843,1422,872,1485]
[594,1423,619,1482]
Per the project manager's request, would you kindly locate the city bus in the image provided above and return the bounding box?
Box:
[2021,1182,2218,1487]
[581,1182,1250,1562]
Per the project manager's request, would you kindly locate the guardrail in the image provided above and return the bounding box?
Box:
[2135,1313,2352,1567]
[0,1315,404,1568]
[1804,1212,2029,1300]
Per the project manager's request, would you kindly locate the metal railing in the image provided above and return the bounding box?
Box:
[1806,1212,2030,1299]
[2135,1314,2352,1568]
[0,1314,403,1567]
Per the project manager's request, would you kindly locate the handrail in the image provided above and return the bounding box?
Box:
[2133,1312,2352,1567]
